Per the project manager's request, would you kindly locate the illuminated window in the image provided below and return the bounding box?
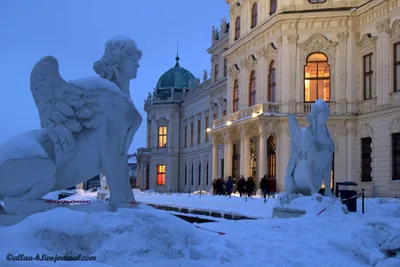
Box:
[304,53,330,102]
[184,125,187,147]
[267,136,276,178]
[268,61,276,102]
[363,53,373,100]
[158,126,167,147]
[197,119,201,144]
[157,165,166,185]
[205,116,209,142]
[190,123,194,146]
[270,0,277,15]
[233,79,239,112]
[224,58,228,77]
[251,2,258,28]
[249,71,256,106]
[235,16,240,41]
[394,42,400,92]
[214,64,218,82]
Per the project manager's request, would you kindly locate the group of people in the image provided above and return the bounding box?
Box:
[212,175,272,198]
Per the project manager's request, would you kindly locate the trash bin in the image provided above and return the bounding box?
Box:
[335,181,358,212]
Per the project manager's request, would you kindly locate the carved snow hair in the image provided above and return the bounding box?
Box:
[306,99,330,126]
[93,35,143,80]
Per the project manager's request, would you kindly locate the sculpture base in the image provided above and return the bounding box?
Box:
[272,207,306,218]
[0,199,137,226]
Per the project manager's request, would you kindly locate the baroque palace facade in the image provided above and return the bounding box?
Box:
[136,0,400,197]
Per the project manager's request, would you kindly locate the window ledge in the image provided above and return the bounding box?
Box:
[358,97,377,114]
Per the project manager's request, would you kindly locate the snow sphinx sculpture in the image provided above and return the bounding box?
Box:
[0,36,142,218]
[284,99,335,197]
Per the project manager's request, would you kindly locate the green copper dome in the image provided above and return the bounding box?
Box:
[155,56,197,90]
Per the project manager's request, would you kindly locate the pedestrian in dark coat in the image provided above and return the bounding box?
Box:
[260,174,269,198]
[237,175,246,197]
[246,176,255,197]
[225,176,233,196]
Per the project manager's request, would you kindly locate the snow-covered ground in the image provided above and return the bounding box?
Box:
[0,189,399,267]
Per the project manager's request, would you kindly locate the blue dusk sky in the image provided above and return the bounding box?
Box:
[0,0,228,154]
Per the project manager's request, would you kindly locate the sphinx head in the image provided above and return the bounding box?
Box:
[94,35,143,81]
[307,99,330,127]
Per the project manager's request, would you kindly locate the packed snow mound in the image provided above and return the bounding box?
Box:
[274,193,348,216]
[330,221,400,266]
[0,205,237,266]
[288,194,348,216]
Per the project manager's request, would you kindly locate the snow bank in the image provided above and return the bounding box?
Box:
[0,205,237,266]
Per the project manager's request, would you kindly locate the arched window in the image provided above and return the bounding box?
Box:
[251,3,258,28]
[249,71,256,106]
[235,16,241,40]
[270,0,277,15]
[233,79,239,112]
[268,61,276,102]
[304,53,330,102]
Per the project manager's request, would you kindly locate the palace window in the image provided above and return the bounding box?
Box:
[249,71,256,106]
[206,162,209,185]
[147,121,151,148]
[392,133,400,180]
[198,163,201,185]
[185,165,187,185]
[191,164,194,185]
[157,165,166,185]
[223,110,227,116]
[394,42,400,92]
[214,64,218,82]
[235,16,240,41]
[363,53,373,100]
[308,0,327,3]
[184,125,187,147]
[251,2,258,29]
[361,137,372,182]
[213,105,218,119]
[224,58,228,77]
[270,0,277,15]
[304,53,330,102]
[190,122,194,146]
[205,116,209,142]
[197,119,201,144]
[158,126,167,147]
[233,79,239,112]
[268,61,276,102]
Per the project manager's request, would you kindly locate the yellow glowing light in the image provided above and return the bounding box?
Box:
[226,121,232,126]
[206,128,211,132]
[252,112,258,117]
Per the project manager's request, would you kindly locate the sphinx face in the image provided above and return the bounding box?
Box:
[121,57,140,80]
[316,110,328,126]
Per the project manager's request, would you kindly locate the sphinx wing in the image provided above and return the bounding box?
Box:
[30,56,102,165]
[288,114,303,159]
